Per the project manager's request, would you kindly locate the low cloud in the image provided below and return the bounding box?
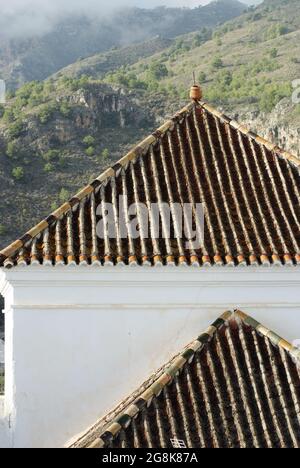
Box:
[0,0,212,38]
[0,0,263,39]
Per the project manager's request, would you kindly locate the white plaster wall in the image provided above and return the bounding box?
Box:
[0,266,300,448]
[0,397,9,448]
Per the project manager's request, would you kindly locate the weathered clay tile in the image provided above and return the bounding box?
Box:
[1,101,300,268]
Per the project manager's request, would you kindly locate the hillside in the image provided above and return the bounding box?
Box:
[104,0,299,115]
[0,0,246,90]
[52,37,173,82]
[0,0,299,249]
[0,81,164,247]
[54,0,300,132]
[101,0,300,151]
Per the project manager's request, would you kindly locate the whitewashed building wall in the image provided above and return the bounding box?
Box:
[0,266,300,447]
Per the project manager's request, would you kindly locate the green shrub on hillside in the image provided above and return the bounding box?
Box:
[205,58,291,112]
[105,70,147,90]
[44,80,55,94]
[7,81,51,111]
[83,135,95,147]
[44,162,54,173]
[50,201,58,211]
[59,188,70,203]
[60,103,72,117]
[2,108,15,123]
[198,72,207,83]
[211,56,224,69]
[16,81,44,100]
[193,35,203,48]
[148,62,169,81]
[0,80,55,127]
[216,70,232,87]
[166,83,179,97]
[6,141,18,159]
[85,146,95,157]
[269,48,278,58]
[43,149,60,162]
[249,12,262,22]
[12,166,24,180]
[5,90,15,100]
[101,148,110,161]
[265,24,289,40]
[38,103,57,124]
[259,83,291,112]
[8,120,24,139]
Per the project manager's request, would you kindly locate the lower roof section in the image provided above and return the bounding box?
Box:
[72,310,300,449]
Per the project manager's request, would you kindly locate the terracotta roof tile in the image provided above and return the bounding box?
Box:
[71,311,300,449]
[1,100,300,268]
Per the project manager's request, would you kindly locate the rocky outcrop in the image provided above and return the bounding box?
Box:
[235,99,300,157]
[0,83,155,249]
[0,84,153,155]
[63,84,149,131]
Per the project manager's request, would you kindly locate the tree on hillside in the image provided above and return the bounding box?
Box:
[83,135,95,147]
[12,166,24,181]
[211,56,224,69]
[148,62,169,81]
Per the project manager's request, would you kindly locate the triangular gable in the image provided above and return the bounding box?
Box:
[72,310,300,449]
[1,100,300,268]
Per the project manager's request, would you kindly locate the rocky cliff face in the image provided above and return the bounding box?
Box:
[0,83,152,154]
[236,99,300,157]
[66,87,146,130]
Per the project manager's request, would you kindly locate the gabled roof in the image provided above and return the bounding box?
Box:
[72,311,300,449]
[1,99,300,268]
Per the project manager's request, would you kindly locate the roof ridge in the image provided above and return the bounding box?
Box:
[76,310,300,449]
[79,310,233,449]
[0,102,195,265]
[234,310,300,360]
[200,101,300,168]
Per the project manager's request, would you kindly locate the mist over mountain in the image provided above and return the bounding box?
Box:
[0,0,248,39]
[0,0,246,89]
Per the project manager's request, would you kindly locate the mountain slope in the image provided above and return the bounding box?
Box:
[111,0,299,112]
[0,0,246,90]
[0,81,161,247]
[52,37,173,81]
[102,0,300,150]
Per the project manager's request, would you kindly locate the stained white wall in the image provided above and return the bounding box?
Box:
[0,266,300,448]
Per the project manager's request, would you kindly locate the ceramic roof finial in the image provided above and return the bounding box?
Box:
[190,72,202,101]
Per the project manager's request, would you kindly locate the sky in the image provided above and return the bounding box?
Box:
[0,0,263,39]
